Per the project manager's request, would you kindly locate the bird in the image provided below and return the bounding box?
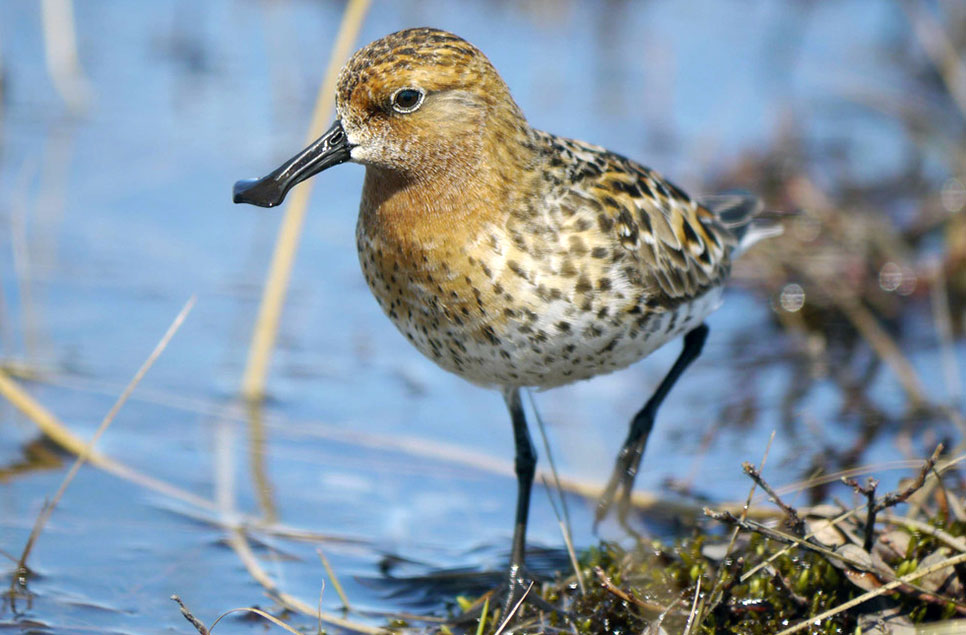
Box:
[233,27,777,611]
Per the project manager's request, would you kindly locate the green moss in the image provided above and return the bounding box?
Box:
[417,506,966,633]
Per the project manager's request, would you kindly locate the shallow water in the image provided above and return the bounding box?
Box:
[0,1,962,632]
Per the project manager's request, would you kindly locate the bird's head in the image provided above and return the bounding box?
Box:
[234,28,527,208]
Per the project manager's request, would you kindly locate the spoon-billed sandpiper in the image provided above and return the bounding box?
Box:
[234,27,776,608]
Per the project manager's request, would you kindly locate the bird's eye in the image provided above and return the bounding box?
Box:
[391,87,425,113]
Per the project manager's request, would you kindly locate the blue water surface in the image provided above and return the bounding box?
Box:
[0,1,958,632]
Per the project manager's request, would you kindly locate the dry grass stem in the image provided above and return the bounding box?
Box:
[773,459,943,497]
[541,475,585,595]
[819,275,927,408]
[558,518,585,596]
[648,598,684,635]
[6,364,791,522]
[208,607,304,635]
[247,403,279,523]
[0,368,102,461]
[738,450,965,584]
[879,513,966,552]
[901,0,966,122]
[316,547,352,611]
[40,0,91,111]
[0,354,222,515]
[706,430,774,614]
[13,296,195,579]
[9,160,40,360]
[593,565,656,612]
[225,528,385,634]
[682,575,702,635]
[528,390,573,532]
[241,0,371,400]
[173,593,306,635]
[739,507,858,583]
[492,581,533,635]
[776,551,966,635]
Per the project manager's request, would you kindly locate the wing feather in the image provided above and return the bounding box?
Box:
[539,133,764,308]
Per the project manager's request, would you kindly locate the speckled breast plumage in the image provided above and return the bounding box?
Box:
[356,130,740,389]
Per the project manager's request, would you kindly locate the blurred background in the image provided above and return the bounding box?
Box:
[0,0,964,631]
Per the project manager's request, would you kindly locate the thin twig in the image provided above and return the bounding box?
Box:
[841,476,877,552]
[739,450,964,583]
[739,508,858,584]
[708,506,966,612]
[706,430,774,614]
[880,443,942,511]
[705,509,880,576]
[588,566,678,615]
[172,594,210,635]
[742,461,806,535]
[906,448,959,519]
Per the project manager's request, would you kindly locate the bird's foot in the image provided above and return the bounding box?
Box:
[499,564,537,619]
[449,567,539,628]
[449,566,569,632]
[594,439,646,532]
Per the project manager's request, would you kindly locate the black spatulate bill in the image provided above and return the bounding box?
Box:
[233,120,352,208]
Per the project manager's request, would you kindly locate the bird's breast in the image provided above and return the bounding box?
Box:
[354,187,717,389]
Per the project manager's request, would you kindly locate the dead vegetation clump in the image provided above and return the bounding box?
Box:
[436,447,966,634]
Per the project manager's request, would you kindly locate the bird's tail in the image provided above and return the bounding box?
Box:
[700,192,785,256]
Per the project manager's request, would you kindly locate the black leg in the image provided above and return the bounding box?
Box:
[504,386,536,612]
[595,323,709,526]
